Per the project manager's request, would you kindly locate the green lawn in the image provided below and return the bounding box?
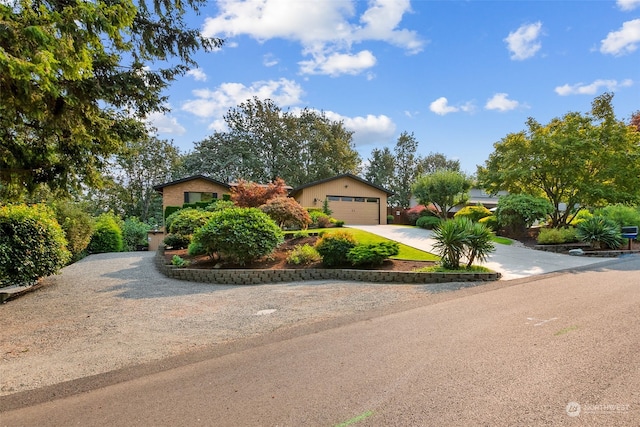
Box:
[286,228,439,262]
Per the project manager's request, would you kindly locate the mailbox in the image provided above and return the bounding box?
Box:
[621,226,638,250]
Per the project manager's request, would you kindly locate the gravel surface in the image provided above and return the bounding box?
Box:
[1,252,489,397]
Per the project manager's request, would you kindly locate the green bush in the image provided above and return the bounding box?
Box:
[315,230,358,267]
[206,200,235,211]
[347,242,400,266]
[454,205,492,222]
[332,219,345,227]
[594,204,640,229]
[163,233,191,249]
[187,241,207,256]
[0,204,71,287]
[193,207,284,265]
[286,244,321,265]
[495,194,553,234]
[309,211,331,228]
[569,209,593,226]
[576,216,623,249]
[88,213,123,253]
[536,227,578,244]
[416,216,441,230]
[168,208,214,236]
[478,215,499,231]
[122,217,150,251]
[53,201,94,260]
[171,255,189,267]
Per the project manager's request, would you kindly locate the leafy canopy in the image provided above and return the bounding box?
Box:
[477,93,640,227]
[0,0,222,197]
[412,170,472,220]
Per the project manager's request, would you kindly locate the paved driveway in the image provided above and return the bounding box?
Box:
[349,225,617,280]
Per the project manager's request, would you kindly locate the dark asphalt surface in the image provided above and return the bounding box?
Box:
[2,255,639,426]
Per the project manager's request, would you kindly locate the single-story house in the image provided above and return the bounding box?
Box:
[153,175,232,214]
[289,173,393,225]
[154,173,393,226]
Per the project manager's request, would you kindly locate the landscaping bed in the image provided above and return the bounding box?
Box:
[164,236,437,272]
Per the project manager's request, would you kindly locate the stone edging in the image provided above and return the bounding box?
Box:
[154,247,501,285]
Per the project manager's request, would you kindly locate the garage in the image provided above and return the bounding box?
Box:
[289,174,392,225]
[327,196,381,225]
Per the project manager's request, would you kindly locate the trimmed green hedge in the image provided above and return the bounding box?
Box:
[0,204,71,287]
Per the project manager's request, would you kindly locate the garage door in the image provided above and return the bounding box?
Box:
[327,196,380,225]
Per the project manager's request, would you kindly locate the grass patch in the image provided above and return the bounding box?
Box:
[285,228,439,261]
[412,265,493,273]
[492,236,513,245]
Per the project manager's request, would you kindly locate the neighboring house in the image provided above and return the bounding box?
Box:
[153,175,231,214]
[289,173,393,225]
[409,189,508,213]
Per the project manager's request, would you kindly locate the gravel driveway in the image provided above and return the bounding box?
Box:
[1,251,491,397]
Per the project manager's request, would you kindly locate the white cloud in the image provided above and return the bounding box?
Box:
[202,0,424,76]
[555,79,634,95]
[600,19,640,56]
[617,0,640,11]
[485,93,521,112]
[181,78,304,119]
[146,112,187,135]
[504,22,543,60]
[429,97,476,116]
[322,110,396,146]
[299,50,376,76]
[429,97,459,115]
[186,68,207,82]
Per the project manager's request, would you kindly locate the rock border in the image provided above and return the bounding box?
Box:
[154,247,501,285]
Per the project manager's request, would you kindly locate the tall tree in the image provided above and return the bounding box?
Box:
[389,131,421,208]
[630,111,640,132]
[412,170,472,220]
[417,152,461,175]
[109,135,182,223]
[365,147,395,190]
[183,98,361,187]
[477,93,640,227]
[0,0,222,198]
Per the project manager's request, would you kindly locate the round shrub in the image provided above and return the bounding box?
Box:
[314,230,357,267]
[478,215,499,231]
[193,207,284,264]
[416,215,441,230]
[594,204,640,229]
[53,201,94,260]
[122,217,150,251]
[88,213,123,253]
[0,204,71,287]
[163,233,191,250]
[260,197,312,229]
[168,208,214,236]
[454,205,492,222]
[286,244,321,265]
[309,211,331,228]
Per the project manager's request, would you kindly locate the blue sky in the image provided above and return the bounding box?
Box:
[148,0,640,175]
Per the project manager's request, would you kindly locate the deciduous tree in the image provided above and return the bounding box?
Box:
[412,170,472,220]
[477,93,640,227]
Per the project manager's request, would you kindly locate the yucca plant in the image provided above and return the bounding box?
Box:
[464,221,495,268]
[432,218,471,269]
[576,216,623,249]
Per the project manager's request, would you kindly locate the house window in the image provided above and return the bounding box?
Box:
[354,197,365,202]
[184,192,217,203]
[366,198,379,203]
[341,197,353,202]
[327,196,340,201]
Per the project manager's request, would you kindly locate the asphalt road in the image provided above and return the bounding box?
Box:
[2,256,639,426]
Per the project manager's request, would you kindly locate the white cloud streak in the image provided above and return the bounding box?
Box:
[429,97,476,116]
[555,79,634,95]
[202,0,424,76]
[504,22,543,60]
[600,19,640,56]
